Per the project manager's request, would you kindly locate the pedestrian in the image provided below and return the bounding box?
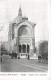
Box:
[28,54,29,60]
[38,54,42,62]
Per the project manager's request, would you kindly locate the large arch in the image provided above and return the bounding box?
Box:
[18,25,31,54]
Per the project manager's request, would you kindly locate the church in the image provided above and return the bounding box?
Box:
[8,6,36,58]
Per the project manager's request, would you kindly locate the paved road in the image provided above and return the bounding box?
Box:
[1,55,48,72]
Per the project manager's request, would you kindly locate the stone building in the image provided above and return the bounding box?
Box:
[8,6,36,57]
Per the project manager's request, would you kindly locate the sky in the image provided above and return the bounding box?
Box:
[0,0,49,42]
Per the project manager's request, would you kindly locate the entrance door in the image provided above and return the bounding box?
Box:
[22,45,26,53]
[27,44,30,53]
[19,44,30,53]
[19,45,21,53]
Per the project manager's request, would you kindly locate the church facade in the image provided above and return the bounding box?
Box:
[8,6,36,58]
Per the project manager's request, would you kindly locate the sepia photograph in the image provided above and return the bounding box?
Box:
[0,0,49,74]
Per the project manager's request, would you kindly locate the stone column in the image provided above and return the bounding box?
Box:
[26,44,27,54]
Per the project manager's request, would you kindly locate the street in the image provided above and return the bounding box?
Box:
[0,55,48,72]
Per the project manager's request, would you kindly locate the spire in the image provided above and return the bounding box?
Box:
[18,4,22,16]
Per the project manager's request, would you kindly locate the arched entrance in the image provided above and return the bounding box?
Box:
[22,44,26,53]
[19,45,21,53]
[27,44,30,53]
[19,44,30,53]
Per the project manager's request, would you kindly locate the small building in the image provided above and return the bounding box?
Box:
[8,6,36,57]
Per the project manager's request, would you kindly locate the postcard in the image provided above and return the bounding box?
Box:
[0,0,50,80]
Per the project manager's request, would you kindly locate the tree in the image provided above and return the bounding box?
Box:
[39,41,48,60]
[1,44,7,55]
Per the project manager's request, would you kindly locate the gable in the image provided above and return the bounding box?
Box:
[16,20,34,30]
